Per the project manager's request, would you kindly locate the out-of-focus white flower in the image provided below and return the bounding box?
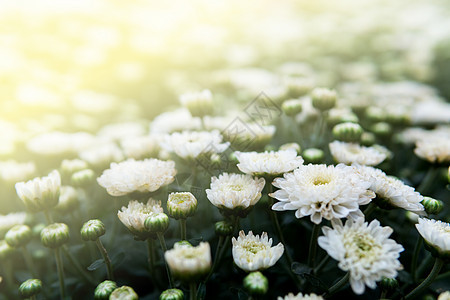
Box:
[0,160,36,183]
[60,159,89,178]
[235,149,303,176]
[438,291,450,300]
[206,173,265,216]
[120,135,161,159]
[0,212,27,238]
[179,89,214,118]
[353,165,424,213]
[97,159,176,196]
[329,141,388,166]
[150,108,201,134]
[271,164,374,224]
[415,218,450,259]
[79,142,124,170]
[222,121,276,151]
[277,292,324,300]
[27,131,96,156]
[318,218,404,295]
[161,130,229,160]
[232,230,284,272]
[414,136,450,164]
[117,199,163,239]
[411,101,450,125]
[15,170,61,212]
[98,122,147,142]
[165,242,211,282]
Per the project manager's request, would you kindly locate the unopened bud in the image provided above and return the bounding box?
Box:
[215,221,234,236]
[311,88,337,111]
[167,192,197,220]
[41,223,69,248]
[94,280,117,300]
[109,286,138,300]
[5,225,32,248]
[144,213,170,233]
[19,279,42,298]
[303,148,324,164]
[279,143,301,154]
[282,99,302,117]
[71,169,95,187]
[378,277,398,291]
[81,219,106,241]
[243,271,268,295]
[159,288,184,300]
[421,197,444,215]
[332,122,363,143]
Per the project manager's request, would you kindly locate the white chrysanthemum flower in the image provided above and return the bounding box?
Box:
[0,212,27,238]
[26,131,96,156]
[438,291,450,300]
[414,137,450,163]
[232,230,284,272]
[0,160,36,183]
[120,135,161,159]
[165,242,211,282]
[235,149,303,176]
[79,142,124,170]
[415,218,450,259]
[277,292,324,300]
[97,158,176,196]
[329,141,387,166]
[352,165,424,213]
[15,170,61,212]
[150,108,201,134]
[117,199,163,239]
[318,218,404,295]
[206,173,265,216]
[271,164,374,224]
[179,89,214,118]
[161,130,229,160]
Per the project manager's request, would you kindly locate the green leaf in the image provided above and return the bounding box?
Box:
[87,258,104,271]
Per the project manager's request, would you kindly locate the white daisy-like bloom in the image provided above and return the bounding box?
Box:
[150,108,201,134]
[352,165,424,213]
[414,136,450,163]
[277,292,324,300]
[235,149,304,176]
[15,170,61,212]
[0,160,36,183]
[329,141,387,166]
[179,89,214,117]
[165,242,211,281]
[117,199,163,238]
[232,230,284,272]
[415,218,450,258]
[206,173,265,214]
[97,158,176,196]
[438,291,450,300]
[98,121,147,142]
[120,135,161,159]
[318,218,404,295]
[79,142,124,170]
[27,131,96,156]
[161,130,229,160]
[0,212,27,238]
[271,164,374,224]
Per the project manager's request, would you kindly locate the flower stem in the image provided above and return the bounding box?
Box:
[21,246,38,278]
[405,258,444,300]
[61,245,95,284]
[180,219,187,240]
[204,235,224,282]
[325,273,349,298]
[43,210,53,224]
[157,232,174,288]
[54,248,66,300]
[411,237,423,283]
[417,166,439,195]
[190,282,197,300]
[307,224,320,268]
[314,254,331,274]
[363,202,377,219]
[95,239,114,280]
[380,290,387,299]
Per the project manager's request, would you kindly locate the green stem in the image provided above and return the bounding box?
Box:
[268,198,294,268]
[147,238,156,277]
[61,245,95,284]
[325,273,349,298]
[417,253,433,278]
[380,290,387,299]
[54,248,66,300]
[204,235,224,282]
[363,202,377,218]
[405,258,444,299]
[417,166,439,195]
[314,254,331,274]
[30,296,37,300]
[157,232,174,288]
[411,237,423,283]
[21,246,38,278]
[180,219,187,240]
[307,224,320,268]
[190,282,197,300]
[43,210,53,224]
[95,239,114,281]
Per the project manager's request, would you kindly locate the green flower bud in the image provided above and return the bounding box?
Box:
[285,78,313,98]
[71,169,95,187]
[327,109,359,127]
[19,279,42,298]
[215,221,234,236]
[159,288,184,300]
[311,88,337,111]
[302,148,324,164]
[243,271,268,295]
[144,213,170,233]
[40,223,69,248]
[421,197,444,215]
[81,219,106,241]
[279,143,301,154]
[332,122,363,143]
[365,106,386,123]
[5,225,32,248]
[167,192,197,220]
[109,286,138,300]
[370,122,392,138]
[378,277,398,291]
[282,99,302,117]
[0,240,15,260]
[94,280,117,300]
[360,132,376,146]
